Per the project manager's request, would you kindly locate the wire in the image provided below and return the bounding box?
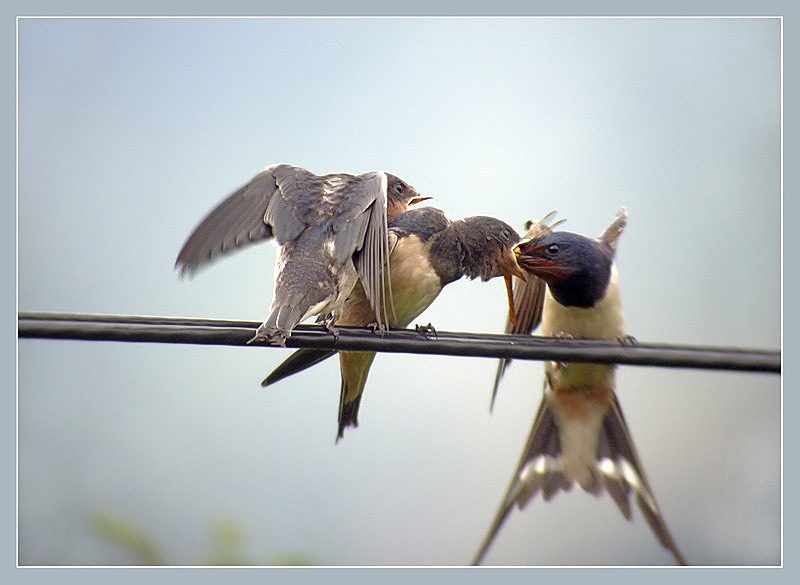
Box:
[17,312,780,374]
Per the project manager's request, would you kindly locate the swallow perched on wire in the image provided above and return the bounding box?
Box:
[489,212,565,411]
[175,164,429,345]
[262,206,527,440]
[472,208,688,566]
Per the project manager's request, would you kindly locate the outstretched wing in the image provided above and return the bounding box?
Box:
[599,207,628,251]
[176,164,394,329]
[175,164,286,275]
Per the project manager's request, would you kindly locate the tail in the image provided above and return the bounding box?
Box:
[252,302,309,344]
[336,350,377,442]
[261,349,337,387]
[473,395,687,565]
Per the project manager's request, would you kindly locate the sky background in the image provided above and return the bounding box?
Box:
[17,17,780,567]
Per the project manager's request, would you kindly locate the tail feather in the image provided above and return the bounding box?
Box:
[336,350,377,442]
[473,395,687,565]
[261,349,337,387]
[337,393,363,441]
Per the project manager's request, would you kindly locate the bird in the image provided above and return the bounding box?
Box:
[175,163,430,345]
[472,208,688,566]
[262,206,528,441]
[489,211,565,411]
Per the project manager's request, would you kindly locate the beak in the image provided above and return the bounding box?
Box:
[515,244,572,280]
[409,195,433,207]
[503,274,517,326]
[499,246,527,327]
[502,246,526,282]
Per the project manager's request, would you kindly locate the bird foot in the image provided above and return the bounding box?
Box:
[247,325,288,347]
[415,322,438,339]
[365,322,387,336]
[617,334,637,346]
[325,322,339,340]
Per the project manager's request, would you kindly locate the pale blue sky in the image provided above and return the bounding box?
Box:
[18,17,780,566]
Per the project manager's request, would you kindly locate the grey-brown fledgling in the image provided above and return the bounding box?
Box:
[473,208,687,566]
[262,206,527,440]
[175,164,429,345]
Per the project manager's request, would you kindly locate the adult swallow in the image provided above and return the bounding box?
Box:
[262,206,527,440]
[489,212,565,411]
[472,208,687,566]
[175,164,429,345]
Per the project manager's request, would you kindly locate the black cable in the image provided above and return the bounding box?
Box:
[17,312,781,374]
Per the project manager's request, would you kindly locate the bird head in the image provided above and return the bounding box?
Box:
[514,231,613,308]
[385,174,432,219]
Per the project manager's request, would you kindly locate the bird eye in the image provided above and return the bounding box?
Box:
[393,183,405,194]
[501,229,510,239]
[546,244,560,254]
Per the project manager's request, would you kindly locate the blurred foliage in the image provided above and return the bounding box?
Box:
[91,514,312,566]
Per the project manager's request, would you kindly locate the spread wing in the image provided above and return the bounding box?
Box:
[175,164,393,328]
[490,212,565,410]
[599,207,628,251]
[175,164,285,275]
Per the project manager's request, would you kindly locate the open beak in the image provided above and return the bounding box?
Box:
[409,195,433,207]
[514,243,572,281]
[499,246,528,326]
[503,274,517,326]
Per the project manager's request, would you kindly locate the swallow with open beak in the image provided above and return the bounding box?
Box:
[472,208,687,566]
[262,206,527,440]
[175,164,430,345]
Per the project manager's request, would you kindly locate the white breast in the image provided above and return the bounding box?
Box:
[541,264,625,340]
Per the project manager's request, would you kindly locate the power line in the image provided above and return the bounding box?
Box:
[17,312,781,374]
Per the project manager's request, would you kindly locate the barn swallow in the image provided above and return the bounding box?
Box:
[175,164,429,345]
[472,208,688,566]
[262,206,527,440]
[489,212,565,411]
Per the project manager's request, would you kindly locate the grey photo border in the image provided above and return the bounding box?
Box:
[6,1,791,584]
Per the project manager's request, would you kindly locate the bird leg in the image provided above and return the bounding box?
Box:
[316,313,340,339]
[247,326,288,348]
[415,322,438,339]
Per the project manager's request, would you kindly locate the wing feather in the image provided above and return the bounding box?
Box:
[175,165,281,275]
[490,212,564,409]
[351,172,393,329]
[599,207,628,250]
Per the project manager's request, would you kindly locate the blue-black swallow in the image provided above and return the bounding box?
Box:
[262,206,527,440]
[473,208,687,566]
[175,164,429,345]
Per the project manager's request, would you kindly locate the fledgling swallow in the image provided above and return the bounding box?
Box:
[175,164,430,345]
[262,206,527,440]
[473,208,688,566]
[489,212,565,411]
